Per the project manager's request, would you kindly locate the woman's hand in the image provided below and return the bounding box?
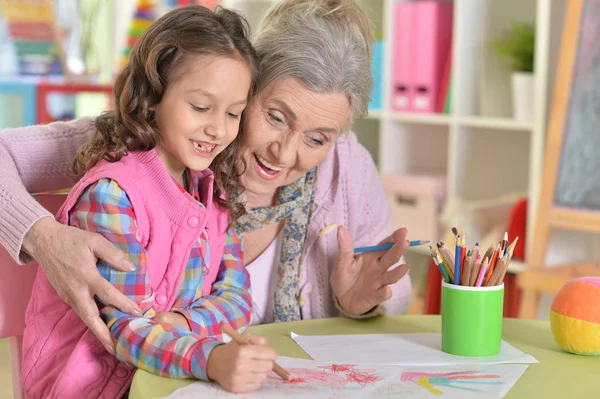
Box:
[330,226,410,316]
[207,332,278,393]
[22,217,142,355]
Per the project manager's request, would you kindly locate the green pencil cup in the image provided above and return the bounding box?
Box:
[441,281,504,357]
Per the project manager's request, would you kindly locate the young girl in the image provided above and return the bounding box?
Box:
[21,6,277,398]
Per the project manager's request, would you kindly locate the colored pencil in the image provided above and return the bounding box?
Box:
[439,244,455,278]
[469,253,482,286]
[353,240,430,254]
[506,237,519,262]
[433,253,450,283]
[219,322,291,381]
[437,242,455,274]
[494,254,511,286]
[460,234,467,279]
[475,258,490,287]
[462,250,472,286]
[428,246,446,282]
[471,242,480,260]
[500,231,508,256]
[485,256,508,287]
[484,243,501,285]
[481,242,495,263]
[454,235,461,285]
[469,242,479,285]
[437,253,452,283]
[488,254,509,286]
[435,244,454,283]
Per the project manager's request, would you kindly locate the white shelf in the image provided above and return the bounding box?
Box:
[388,112,451,126]
[357,0,557,278]
[456,116,533,131]
[219,0,558,280]
[365,110,385,120]
[366,110,451,126]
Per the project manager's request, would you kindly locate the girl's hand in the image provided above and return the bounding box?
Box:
[22,217,141,355]
[154,311,190,330]
[330,226,410,316]
[206,332,278,393]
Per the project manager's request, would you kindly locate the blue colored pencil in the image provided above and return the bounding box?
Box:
[454,235,461,285]
[354,240,429,254]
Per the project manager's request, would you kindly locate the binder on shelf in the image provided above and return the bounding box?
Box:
[444,76,453,114]
[392,2,414,112]
[412,1,453,113]
[369,39,384,111]
[437,47,452,113]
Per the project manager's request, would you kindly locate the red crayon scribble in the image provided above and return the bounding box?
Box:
[283,368,348,388]
[318,364,356,373]
[346,369,381,386]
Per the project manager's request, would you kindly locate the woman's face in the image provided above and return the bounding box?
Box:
[240,77,350,204]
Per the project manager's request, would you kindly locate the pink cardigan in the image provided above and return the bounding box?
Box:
[0,118,412,318]
[22,151,229,398]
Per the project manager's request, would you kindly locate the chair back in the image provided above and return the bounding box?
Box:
[0,194,66,399]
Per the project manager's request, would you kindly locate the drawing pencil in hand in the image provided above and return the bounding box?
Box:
[219,322,291,381]
[353,240,429,254]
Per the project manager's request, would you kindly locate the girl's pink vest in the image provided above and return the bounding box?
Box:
[21,150,229,398]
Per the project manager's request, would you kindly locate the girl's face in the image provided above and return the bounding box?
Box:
[239,77,350,207]
[154,55,252,181]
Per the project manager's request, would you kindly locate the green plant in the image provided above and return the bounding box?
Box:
[492,22,535,73]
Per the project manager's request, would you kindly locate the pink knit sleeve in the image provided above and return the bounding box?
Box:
[0,117,96,263]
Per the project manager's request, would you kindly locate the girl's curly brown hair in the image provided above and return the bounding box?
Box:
[72,5,258,221]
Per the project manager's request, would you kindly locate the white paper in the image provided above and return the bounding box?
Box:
[160,356,529,398]
[290,332,538,366]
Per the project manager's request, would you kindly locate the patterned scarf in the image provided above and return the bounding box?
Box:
[234,168,317,322]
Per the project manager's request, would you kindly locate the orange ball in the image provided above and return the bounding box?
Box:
[550,277,600,355]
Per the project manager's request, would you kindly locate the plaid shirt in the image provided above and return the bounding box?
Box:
[68,170,251,380]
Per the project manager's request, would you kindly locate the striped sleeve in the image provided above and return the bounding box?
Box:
[176,229,252,338]
[69,179,221,380]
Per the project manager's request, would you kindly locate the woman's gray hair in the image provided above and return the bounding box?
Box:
[253,0,374,125]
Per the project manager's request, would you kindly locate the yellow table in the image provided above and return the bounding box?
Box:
[130,316,600,398]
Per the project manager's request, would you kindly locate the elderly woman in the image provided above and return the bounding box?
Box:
[0,0,411,353]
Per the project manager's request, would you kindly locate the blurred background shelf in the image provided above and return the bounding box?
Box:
[456,116,534,131]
